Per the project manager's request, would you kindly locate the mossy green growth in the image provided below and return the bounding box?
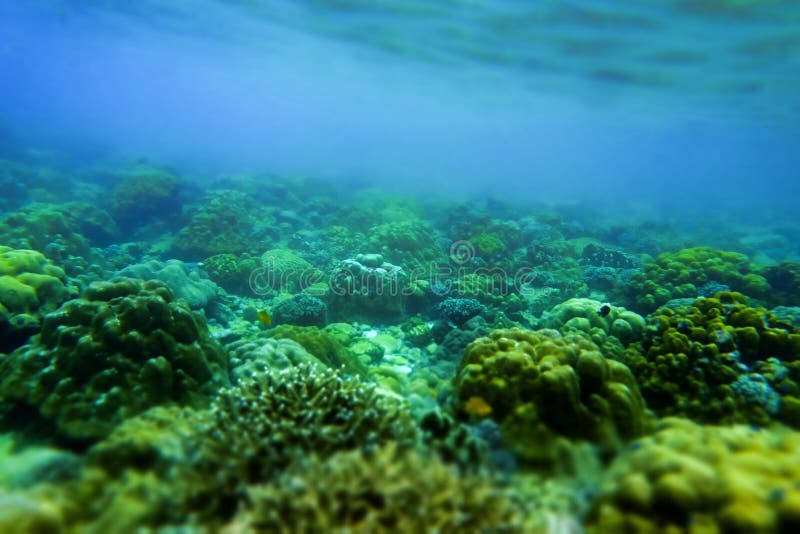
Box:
[623,292,800,427]
[455,328,651,464]
[266,324,367,375]
[618,246,770,313]
[201,253,258,294]
[0,278,229,444]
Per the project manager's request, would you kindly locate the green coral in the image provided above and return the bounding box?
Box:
[538,298,646,358]
[110,166,180,226]
[623,292,800,426]
[266,324,367,375]
[587,417,800,533]
[328,256,409,323]
[0,278,229,443]
[256,248,322,294]
[367,220,443,270]
[200,253,258,294]
[0,247,71,351]
[455,328,650,464]
[172,190,268,258]
[238,444,529,533]
[619,246,770,313]
[224,335,327,381]
[185,364,416,521]
[0,202,117,265]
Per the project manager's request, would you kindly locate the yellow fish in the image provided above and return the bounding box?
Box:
[257,310,272,326]
[464,396,492,417]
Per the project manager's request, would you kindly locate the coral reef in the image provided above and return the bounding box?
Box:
[266,324,366,375]
[618,246,770,313]
[109,166,181,230]
[328,255,408,323]
[117,259,220,310]
[236,444,528,533]
[0,202,117,265]
[622,292,800,426]
[272,292,328,327]
[255,247,322,294]
[455,328,650,463]
[432,297,486,326]
[185,364,416,520]
[224,335,325,382]
[538,298,645,358]
[0,278,229,443]
[172,190,268,258]
[200,253,258,294]
[367,220,443,270]
[587,417,800,533]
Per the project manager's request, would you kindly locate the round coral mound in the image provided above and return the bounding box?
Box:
[455,328,650,462]
[587,417,800,533]
[0,278,229,443]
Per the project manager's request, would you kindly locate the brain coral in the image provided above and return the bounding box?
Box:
[0,278,229,443]
[587,417,800,533]
[455,328,650,462]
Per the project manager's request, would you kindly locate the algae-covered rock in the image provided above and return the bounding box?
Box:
[0,278,229,443]
[455,328,651,463]
[587,417,800,533]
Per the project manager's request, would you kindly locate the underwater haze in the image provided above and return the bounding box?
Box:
[4,2,800,533]
[1,0,799,213]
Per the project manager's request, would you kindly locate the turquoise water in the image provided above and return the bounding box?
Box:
[1,1,800,532]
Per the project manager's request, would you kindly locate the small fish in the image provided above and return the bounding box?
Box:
[257,310,272,326]
[464,396,493,417]
[598,304,611,317]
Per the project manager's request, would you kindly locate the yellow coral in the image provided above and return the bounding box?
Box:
[588,417,800,533]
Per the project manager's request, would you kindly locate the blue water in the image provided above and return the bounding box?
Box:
[1,0,798,215]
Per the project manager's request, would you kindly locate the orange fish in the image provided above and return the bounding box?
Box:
[464,396,493,417]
